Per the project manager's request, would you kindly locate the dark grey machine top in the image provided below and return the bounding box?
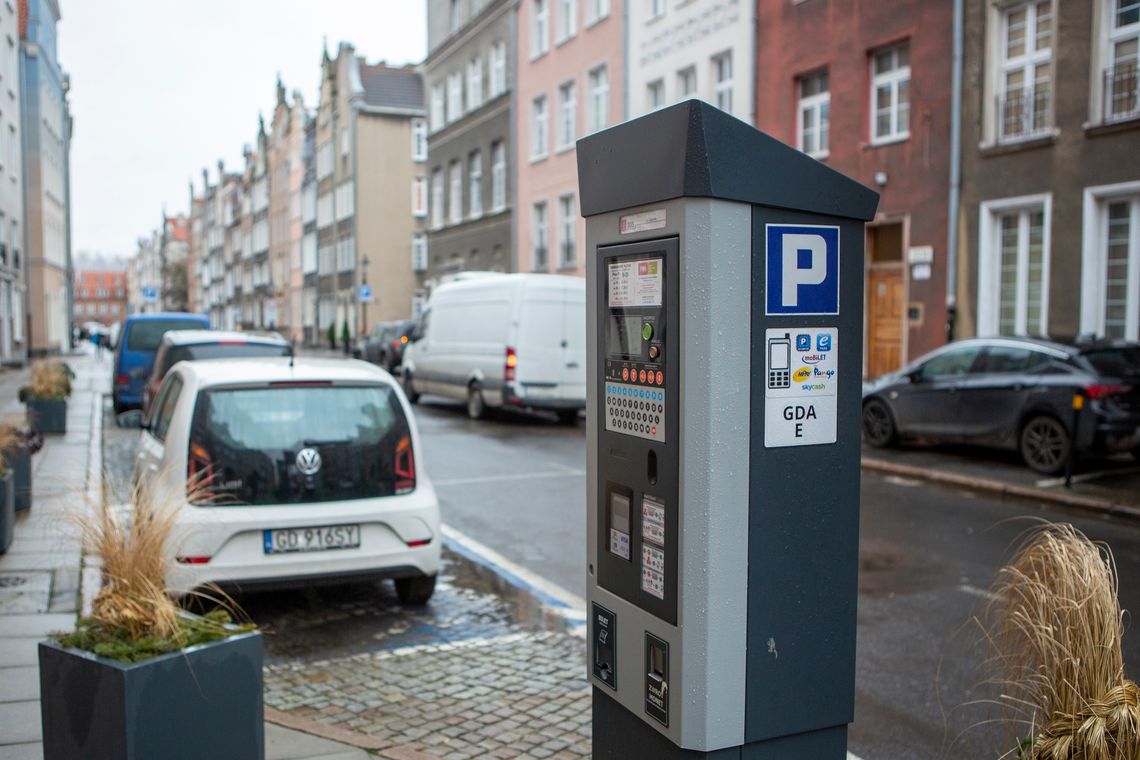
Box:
[576,100,879,222]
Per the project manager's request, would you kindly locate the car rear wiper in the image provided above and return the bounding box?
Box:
[301,439,351,447]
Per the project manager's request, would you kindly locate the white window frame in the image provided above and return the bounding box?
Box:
[586,0,610,26]
[431,168,445,230]
[430,84,445,132]
[587,64,609,134]
[647,79,665,110]
[558,80,577,150]
[411,118,428,161]
[677,66,696,98]
[994,1,1054,143]
[412,233,428,274]
[532,201,549,271]
[490,42,508,97]
[870,42,910,145]
[532,94,549,160]
[447,72,464,123]
[467,58,484,112]
[533,0,550,58]
[797,70,830,159]
[1096,0,1140,123]
[978,193,1053,336]
[412,176,428,218]
[558,193,577,269]
[650,0,665,21]
[468,151,483,219]
[1081,180,1140,340]
[557,0,577,43]
[491,141,507,212]
[448,161,463,225]
[712,51,733,114]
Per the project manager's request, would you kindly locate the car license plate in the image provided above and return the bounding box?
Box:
[263,524,361,554]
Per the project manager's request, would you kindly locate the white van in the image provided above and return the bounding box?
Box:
[402,274,586,422]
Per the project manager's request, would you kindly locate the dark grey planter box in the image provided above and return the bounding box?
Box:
[0,473,12,554]
[26,397,67,435]
[12,447,31,512]
[39,630,264,760]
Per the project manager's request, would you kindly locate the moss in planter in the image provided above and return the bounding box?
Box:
[54,610,255,664]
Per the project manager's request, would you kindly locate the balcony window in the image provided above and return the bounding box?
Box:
[996,2,1053,142]
[1101,0,1140,121]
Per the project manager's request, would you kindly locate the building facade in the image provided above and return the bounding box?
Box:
[19,0,71,355]
[72,270,126,327]
[159,213,189,311]
[269,79,308,343]
[627,0,753,123]
[315,44,425,341]
[756,0,954,378]
[423,0,514,283]
[0,0,23,364]
[515,0,623,277]
[187,193,204,314]
[957,0,1140,344]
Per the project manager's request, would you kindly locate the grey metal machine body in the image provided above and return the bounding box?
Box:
[578,101,879,759]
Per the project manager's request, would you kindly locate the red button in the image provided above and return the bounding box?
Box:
[651,426,657,436]
[639,370,647,383]
[622,368,629,381]
[655,371,663,385]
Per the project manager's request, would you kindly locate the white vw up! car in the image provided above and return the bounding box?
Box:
[134,357,440,603]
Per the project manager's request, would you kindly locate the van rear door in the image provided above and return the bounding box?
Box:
[558,289,587,403]
[516,284,586,404]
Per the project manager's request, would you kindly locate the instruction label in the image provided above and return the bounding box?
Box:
[608,259,663,308]
[764,327,838,447]
[619,208,666,235]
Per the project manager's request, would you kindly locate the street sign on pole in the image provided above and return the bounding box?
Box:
[358,284,373,304]
[142,286,157,303]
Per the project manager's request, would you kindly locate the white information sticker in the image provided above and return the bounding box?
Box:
[619,208,666,235]
[641,495,666,545]
[608,259,663,308]
[764,327,838,447]
[641,566,665,600]
[609,529,631,561]
[642,544,665,573]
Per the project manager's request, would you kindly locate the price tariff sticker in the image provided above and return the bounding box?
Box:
[641,495,666,546]
[641,566,665,600]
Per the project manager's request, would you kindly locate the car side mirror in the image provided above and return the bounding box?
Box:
[906,369,924,383]
[116,410,146,429]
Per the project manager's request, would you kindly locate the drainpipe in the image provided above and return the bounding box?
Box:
[945,0,964,343]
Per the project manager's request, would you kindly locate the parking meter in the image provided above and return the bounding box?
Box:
[578,101,878,758]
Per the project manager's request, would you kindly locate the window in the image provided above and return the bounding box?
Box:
[302,232,317,273]
[336,236,356,272]
[650,0,665,20]
[647,79,665,110]
[997,2,1053,141]
[430,84,445,131]
[532,201,549,270]
[1081,182,1140,340]
[490,42,508,97]
[711,51,733,113]
[447,72,464,123]
[557,0,577,42]
[467,58,484,112]
[448,161,463,225]
[533,0,550,57]
[491,141,507,212]
[340,127,350,157]
[978,195,1051,337]
[586,0,610,25]
[411,119,428,161]
[797,70,830,158]
[917,347,981,381]
[587,65,609,133]
[412,233,428,273]
[449,0,462,32]
[1101,0,1140,121]
[532,94,549,159]
[431,167,445,229]
[317,192,333,228]
[558,194,577,269]
[412,176,428,218]
[150,375,184,442]
[317,140,334,179]
[677,66,696,98]
[973,346,1049,375]
[468,151,483,218]
[558,81,577,149]
[871,42,910,143]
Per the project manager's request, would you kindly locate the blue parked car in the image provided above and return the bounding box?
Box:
[112,313,210,413]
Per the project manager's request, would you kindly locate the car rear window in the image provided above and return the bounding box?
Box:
[188,384,414,506]
[126,319,206,351]
[161,342,289,377]
[1080,346,1140,378]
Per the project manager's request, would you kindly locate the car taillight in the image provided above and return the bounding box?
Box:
[395,435,415,494]
[505,347,518,382]
[1085,384,1133,400]
[116,374,128,385]
[187,441,215,492]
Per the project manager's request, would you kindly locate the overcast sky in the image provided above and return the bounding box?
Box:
[61,1,427,260]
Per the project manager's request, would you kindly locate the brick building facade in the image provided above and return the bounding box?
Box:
[72,270,126,327]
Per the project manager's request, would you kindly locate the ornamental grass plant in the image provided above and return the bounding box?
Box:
[983,523,1139,759]
[23,361,72,400]
[0,419,21,478]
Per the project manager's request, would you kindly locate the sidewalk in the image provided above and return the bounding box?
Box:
[0,350,369,759]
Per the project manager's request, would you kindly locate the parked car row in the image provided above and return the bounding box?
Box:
[862,336,1140,475]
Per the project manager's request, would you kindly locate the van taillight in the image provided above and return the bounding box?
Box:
[395,435,415,494]
[187,441,215,493]
[505,347,518,382]
[116,374,128,385]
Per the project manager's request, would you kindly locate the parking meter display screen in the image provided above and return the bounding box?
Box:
[608,316,643,357]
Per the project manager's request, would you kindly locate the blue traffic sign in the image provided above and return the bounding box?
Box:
[358,284,373,303]
[765,224,840,315]
[142,286,158,302]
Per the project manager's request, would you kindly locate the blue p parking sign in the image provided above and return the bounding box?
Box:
[765,224,840,315]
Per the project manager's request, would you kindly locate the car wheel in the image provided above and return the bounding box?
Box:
[467,383,486,420]
[1020,415,1070,475]
[395,574,436,605]
[557,409,579,425]
[403,373,420,403]
[862,399,897,447]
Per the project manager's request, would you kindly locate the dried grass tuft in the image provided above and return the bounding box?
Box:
[29,361,71,399]
[0,416,22,475]
[984,523,1139,759]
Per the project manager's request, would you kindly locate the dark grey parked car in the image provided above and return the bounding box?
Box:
[861,337,1140,475]
[360,320,416,372]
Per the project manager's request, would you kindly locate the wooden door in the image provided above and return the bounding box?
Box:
[867,268,904,379]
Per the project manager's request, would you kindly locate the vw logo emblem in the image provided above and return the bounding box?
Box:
[295,447,322,476]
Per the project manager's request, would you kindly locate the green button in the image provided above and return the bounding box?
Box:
[642,323,654,341]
